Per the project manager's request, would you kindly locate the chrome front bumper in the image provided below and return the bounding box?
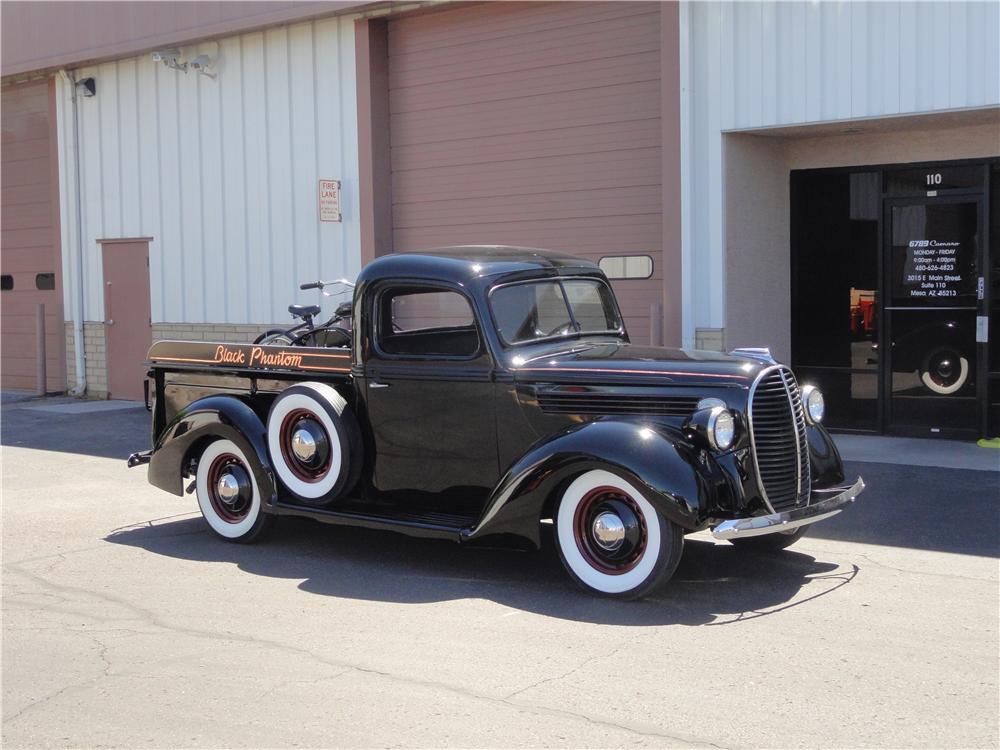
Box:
[711,477,865,540]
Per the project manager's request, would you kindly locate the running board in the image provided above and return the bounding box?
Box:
[270,501,474,541]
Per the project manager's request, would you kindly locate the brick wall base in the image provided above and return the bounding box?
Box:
[65,322,108,398]
[153,323,272,344]
[64,322,274,399]
[694,327,726,352]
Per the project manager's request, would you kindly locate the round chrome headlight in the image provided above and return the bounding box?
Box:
[801,385,825,424]
[707,407,735,451]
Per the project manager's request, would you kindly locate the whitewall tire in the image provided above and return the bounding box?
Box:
[195,439,271,542]
[554,469,683,599]
[267,382,359,504]
[920,348,969,395]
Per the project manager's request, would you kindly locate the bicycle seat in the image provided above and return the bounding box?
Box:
[288,304,321,319]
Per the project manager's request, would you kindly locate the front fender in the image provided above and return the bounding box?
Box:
[467,419,718,548]
[807,421,845,488]
[148,395,276,504]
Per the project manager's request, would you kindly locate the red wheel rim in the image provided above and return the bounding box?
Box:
[572,486,647,575]
[278,408,333,483]
[206,453,253,523]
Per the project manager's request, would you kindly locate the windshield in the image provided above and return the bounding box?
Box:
[490,279,623,345]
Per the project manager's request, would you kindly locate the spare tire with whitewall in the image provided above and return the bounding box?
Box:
[195,439,273,543]
[266,382,361,504]
[553,469,683,600]
[919,346,970,395]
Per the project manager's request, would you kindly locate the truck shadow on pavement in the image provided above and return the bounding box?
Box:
[107,515,855,626]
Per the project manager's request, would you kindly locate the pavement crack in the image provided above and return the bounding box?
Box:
[851,551,995,582]
[498,696,727,748]
[504,639,635,701]
[3,636,114,726]
[256,670,354,702]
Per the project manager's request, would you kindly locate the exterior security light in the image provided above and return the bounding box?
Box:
[152,49,186,72]
[189,55,216,79]
[75,77,96,97]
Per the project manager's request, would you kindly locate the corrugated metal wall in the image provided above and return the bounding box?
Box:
[55,15,361,326]
[682,0,1000,343]
[387,2,664,344]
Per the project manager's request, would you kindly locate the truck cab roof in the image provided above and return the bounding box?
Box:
[356,245,602,288]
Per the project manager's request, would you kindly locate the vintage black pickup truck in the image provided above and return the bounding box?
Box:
[129,246,864,599]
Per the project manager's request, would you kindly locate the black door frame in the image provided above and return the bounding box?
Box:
[790,155,996,438]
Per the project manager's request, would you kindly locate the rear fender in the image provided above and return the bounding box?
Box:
[467,419,712,548]
[148,395,276,504]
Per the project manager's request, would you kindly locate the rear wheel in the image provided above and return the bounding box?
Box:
[254,329,294,345]
[195,439,272,543]
[554,469,683,599]
[729,525,809,552]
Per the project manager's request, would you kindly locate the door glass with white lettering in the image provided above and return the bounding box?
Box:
[889,202,977,306]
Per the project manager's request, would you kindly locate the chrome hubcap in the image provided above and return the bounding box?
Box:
[216,472,242,505]
[591,511,626,551]
[291,428,318,462]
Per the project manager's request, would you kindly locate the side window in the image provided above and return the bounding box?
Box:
[378,287,479,358]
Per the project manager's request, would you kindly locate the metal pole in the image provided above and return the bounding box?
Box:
[650,302,663,347]
[60,69,87,396]
[36,303,47,396]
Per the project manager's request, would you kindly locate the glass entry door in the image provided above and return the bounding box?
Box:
[885,197,983,435]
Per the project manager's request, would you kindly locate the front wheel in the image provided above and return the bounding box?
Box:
[729,525,808,552]
[554,469,683,600]
[195,439,272,543]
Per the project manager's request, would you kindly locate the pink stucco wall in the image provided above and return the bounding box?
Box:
[1,1,372,77]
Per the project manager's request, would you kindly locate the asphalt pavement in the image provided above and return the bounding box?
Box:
[2,396,998,748]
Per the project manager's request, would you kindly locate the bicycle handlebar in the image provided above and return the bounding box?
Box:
[299,278,356,291]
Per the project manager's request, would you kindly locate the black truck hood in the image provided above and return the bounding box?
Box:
[507,339,766,386]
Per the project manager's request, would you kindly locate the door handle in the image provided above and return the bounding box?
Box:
[369,381,390,389]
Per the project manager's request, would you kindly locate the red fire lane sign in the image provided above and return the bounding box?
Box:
[318,179,341,222]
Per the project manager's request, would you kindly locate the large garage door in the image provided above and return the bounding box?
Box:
[1,78,65,392]
[387,2,663,343]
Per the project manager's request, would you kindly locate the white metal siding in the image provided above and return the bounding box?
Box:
[681,0,1000,343]
[56,16,361,325]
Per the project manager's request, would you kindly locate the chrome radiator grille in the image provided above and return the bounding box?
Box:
[748,366,811,512]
